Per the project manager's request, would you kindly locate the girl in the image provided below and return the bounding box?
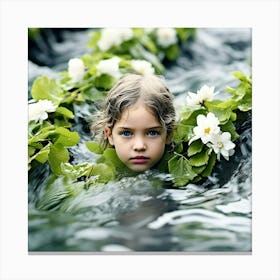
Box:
[91,73,176,172]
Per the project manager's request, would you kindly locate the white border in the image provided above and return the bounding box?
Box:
[1,1,280,280]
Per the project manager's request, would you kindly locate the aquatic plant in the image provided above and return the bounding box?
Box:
[28,28,251,189]
[163,72,252,186]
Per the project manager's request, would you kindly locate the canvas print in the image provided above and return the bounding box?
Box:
[28,28,252,253]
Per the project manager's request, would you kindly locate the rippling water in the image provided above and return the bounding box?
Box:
[28,28,252,252]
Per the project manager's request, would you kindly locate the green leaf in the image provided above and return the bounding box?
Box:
[204,99,234,110]
[201,151,217,177]
[230,112,237,121]
[48,143,70,175]
[28,126,56,145]
[91,163,115,183]
[28,145,44,159]
[31,76,64,104]
[204,100,233,124]
[86,141,103,154]
[143,38,158,54]
[181,108,206,126]
[165,45,179,60]
[102,148,124,167]
[176,28,196,42]
[34,144,50,163]
[53,118,72,128]
[225,72,252,112]
[187,140,204,157]
[189,148,210,167]
[28,146,36,157]
[192,165,207,175]
[94,74,116,90]
[156,150,173,173]
[54,127,80,147]
[168,155,197,187]
[28,121,43,135]
[221,120,239,142]
[175,142,183,153]
[82,87,107,102]
[99,148,128,173]
[233,71,248,81]
[55,106,74,119]
[61,162,94,179]
[86,30,102,49]
[173,123,194,142]
[238,91,252,111]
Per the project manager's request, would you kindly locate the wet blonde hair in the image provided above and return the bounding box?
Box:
[90,73,176,149]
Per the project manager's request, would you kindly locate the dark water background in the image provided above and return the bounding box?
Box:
[28,28,252,252]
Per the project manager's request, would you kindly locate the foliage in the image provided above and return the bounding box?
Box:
[28,28,196,176]
[162,72,252,186]
[87,28,196,73]
[28,27,251,191]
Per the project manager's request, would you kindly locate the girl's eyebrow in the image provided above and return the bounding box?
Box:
[146,126,163,130]
[117,126,163,130]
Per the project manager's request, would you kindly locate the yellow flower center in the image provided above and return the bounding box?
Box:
[217,142,224,149]
[204,127,211,134]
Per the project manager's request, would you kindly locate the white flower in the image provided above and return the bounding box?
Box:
[97,28,133,51]
[131,60,155,75]
[186,91,201,107]
[197,85,214,101]
[28,100,57,123]
[96,57,121,78]
[186,85,215,107]
[156,28,177,48]
[207,132,235,161]
[68,58,85,82]
[189,112,220,144]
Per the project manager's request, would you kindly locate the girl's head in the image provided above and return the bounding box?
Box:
[91,73,176,172]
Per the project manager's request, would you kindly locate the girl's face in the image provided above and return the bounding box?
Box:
[105,101,171,172]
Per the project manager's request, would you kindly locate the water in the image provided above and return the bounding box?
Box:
[28,28,252,252]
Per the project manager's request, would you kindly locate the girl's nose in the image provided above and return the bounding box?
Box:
[133,136,146,151]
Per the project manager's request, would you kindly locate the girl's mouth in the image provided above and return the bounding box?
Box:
[130,156,149,164]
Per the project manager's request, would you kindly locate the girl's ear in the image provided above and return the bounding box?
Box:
[104,127,114,146]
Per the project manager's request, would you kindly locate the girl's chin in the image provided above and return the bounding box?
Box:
[127,164,151,173]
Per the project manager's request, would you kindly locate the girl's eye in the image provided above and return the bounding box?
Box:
[147,130,159,137]
[121,131,132,137]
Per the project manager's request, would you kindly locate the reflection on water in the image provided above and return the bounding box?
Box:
[28,28,252,252]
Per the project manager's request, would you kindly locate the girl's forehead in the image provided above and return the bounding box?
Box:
[116,103,161,127]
